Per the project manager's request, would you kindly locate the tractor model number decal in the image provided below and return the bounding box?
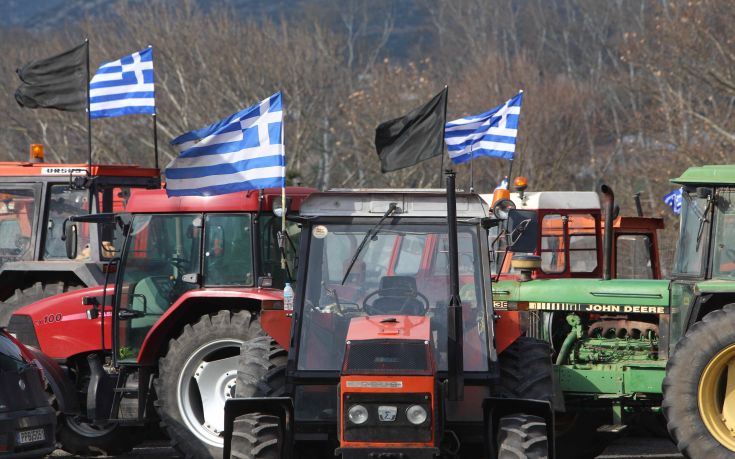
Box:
[36,313,63,325]
[41,167,88,176]
[528,302,666,314]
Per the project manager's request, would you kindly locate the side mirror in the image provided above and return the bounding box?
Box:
[65,221,78,259]
[506,209,539,252]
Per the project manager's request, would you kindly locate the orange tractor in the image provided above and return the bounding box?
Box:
[223,172,556,458]
[0,145,160,325]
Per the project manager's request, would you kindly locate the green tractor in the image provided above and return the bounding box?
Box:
[494,165,735,458]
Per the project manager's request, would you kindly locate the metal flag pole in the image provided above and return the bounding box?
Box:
[85,38,92,168]
[507,158,514,185]
[150,46,159,170]
[469,145,475,193]
[438,85,449,189]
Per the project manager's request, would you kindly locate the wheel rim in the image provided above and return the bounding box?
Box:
[177,338,242,448]
[65,415,117,437]
[699,342,735,451]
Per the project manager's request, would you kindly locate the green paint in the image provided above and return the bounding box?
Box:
[671,164,735,185]
[556,362,666,395]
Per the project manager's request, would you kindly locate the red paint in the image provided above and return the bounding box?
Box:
[346,316,431,342]
[261,309,292,350]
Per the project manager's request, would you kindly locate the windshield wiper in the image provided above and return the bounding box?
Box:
[340,202,398,285]
[696,197,713,251]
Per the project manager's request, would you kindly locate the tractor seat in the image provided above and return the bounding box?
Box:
[368,276,424,316]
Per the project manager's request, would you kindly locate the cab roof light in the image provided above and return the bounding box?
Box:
[29,144,44,163]
[513,176,528,191]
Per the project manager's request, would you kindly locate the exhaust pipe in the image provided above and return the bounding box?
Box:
[445,170,464,401]
[601,185,614,281]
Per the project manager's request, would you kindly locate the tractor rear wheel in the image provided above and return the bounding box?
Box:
[497,413,549,459]
[0,280,82,325]
[663,304,735,458]
[229,413,282,459]
[155,310,264,458]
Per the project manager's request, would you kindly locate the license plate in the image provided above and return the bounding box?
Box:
[16,427,45,445]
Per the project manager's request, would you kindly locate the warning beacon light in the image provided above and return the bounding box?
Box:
[29,144,44,163]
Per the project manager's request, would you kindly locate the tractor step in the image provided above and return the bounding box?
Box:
[597,424,627,434]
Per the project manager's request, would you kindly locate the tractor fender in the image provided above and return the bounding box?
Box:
[137,288,283,365]
[27,347,80,415]
[483,397,555,459]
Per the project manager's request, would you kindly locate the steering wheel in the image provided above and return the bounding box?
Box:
[362,287,430,316]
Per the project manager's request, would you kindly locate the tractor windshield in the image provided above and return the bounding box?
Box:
[674,190,710,276]
[297,221,490,372]
[0,187,37,266]
[711,189,735,279]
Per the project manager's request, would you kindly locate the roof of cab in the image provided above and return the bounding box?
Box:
[126,187,315,213]
[480,191,600,211]
[671,165,735,186]
[0,162,160,177]
[300,189,489,218]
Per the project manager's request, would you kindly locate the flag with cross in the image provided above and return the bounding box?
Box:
[164,92,285,196]
[444,91,523,164]
[89,47,155,118]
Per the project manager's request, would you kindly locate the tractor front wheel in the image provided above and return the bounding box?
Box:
[155,310,263,458]
[663,304,735,458]
[497,413,549,459]
[229,413,282,459]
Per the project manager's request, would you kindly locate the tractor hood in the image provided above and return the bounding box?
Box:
[493,278,670,313]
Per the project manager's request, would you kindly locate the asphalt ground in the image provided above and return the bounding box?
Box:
[46,436,684,458]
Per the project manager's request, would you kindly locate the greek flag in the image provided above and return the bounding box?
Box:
[663,188,683,215]
[495,177,509,191]
[165,92,284,197]
[89,48,154,119]
[444,91,523,164]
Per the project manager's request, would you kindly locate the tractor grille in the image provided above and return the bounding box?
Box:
[7,315,39,348]
[344,340,431,375]
[342,392,432,443]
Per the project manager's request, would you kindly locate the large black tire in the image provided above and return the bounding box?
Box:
[48,384,143,456]
[0,280,82,325]
[230,413,282,459]
[663,304,735,459]
[235,336,287,398]
[155,310,264,458]
[498,337,554,402]
[497,413,549,459]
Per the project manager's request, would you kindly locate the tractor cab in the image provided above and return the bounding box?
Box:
[482,185,663,281]
[225,175,555,459]
[0,148,161,325]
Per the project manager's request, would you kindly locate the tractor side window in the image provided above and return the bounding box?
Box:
[116,213,201,362]
[44,185,90,260]
[204,213,253,286]
[567,214,597,273]
[541,214,565,273]
[259,215,302,289]
[674,192,709,276]
[0,188,36,264]
[616,235,654,279]
[711,190,735,279]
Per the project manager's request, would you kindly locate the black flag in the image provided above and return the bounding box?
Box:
[15,42,88,111]
[375,87,448,173]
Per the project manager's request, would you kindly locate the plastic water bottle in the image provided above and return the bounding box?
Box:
[283,283,294,311]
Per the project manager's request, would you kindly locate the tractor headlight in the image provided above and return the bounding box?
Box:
[348,404,369,424]
[406,405,428,425]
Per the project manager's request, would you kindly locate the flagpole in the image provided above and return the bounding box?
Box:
[438,85,448,189]
[469,145,475,193]
[85,38,92,168]
[150,46,159,170]
[507,158,514,184]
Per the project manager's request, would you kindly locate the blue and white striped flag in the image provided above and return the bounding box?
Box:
[495,177,509,191]
[89,47,154,119]
[165,92,284,197]
[444,91,523,164]
[663,188,683,215]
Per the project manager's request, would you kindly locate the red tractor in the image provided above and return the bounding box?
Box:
[8,186,313,457]
[223,173,556,458]
[0,145,160,325]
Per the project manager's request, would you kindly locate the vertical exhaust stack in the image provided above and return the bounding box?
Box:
[445,170,464,401]
[601,185,615,281]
